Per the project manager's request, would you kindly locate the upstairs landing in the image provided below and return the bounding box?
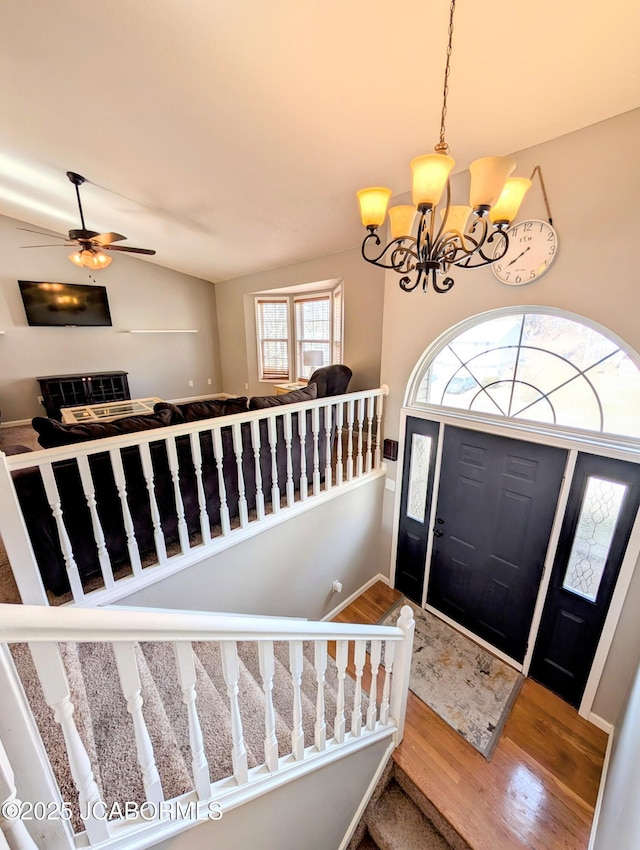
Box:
[334,582,608,850]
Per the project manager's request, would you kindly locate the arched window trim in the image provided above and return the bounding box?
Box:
[404,305,640,449]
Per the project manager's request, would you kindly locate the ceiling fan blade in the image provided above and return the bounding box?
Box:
[21,244,75,248]
[93,232,127,246]
[18,227,68,240]
[105,245,156,255]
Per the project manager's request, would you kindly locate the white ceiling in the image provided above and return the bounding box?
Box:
[0,0,638,283]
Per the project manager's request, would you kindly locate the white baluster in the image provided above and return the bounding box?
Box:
[76,455,114,589]
[366,395,374,473]
[267,416,280,513]
[367,640,382,731]
[351,640,365,737]
[258,642,279,772]
[380,641,395,726]
[335,401,344,486]
[311,407,321,496]
[289,641,304,761]
[356,397,365,478]
[0,738,41,850]
[298,409,308,500]
[250,419,265,521]
[174,642,211,800]
[220,642,249,785]
[166,437,190,553]
[109,448,142,576]
[346,399,355,481]
[139,443,167,563]
[375,392,384,469]
[212,427,231,536]
[333,640,348,744]
[232,423,249,528]
[189,432,211,544]
[314,641,327,752]
[112,642,164,805]
[389,606,415,743]
[28,643,109,843]
[39,464,84,601]
[283,412,295,507]
[324,403,332,490]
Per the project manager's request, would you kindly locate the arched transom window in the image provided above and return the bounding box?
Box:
[411,310,640,439]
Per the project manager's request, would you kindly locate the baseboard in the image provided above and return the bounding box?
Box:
[588,712,615,736]
[338,740,395,850]
[588,727,615,850]
[0,419,32,428]
[322,573,390,622]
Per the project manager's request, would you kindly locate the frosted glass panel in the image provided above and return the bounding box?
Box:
[562,477,627,602]
[406,434,432,522]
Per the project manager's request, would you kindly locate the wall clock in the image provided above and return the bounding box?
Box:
[492,219,558,285]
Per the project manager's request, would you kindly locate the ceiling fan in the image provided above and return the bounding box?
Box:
[20,171,156,269]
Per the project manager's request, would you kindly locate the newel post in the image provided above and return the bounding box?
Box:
[389,605,415,744]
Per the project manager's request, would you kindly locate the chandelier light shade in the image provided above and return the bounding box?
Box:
[356,0,532,294]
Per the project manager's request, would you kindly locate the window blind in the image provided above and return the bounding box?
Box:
[294,295,330,380]
[256,299,290,381]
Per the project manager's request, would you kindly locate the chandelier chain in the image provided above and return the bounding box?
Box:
[438,0,457,149]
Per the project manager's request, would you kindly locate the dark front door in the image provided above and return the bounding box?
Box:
[530,454,640,707]
[428,427,567,661]
[395,417,440,604]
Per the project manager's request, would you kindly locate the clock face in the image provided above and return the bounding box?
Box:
[492,219,558,285]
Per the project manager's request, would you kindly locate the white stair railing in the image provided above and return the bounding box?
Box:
[0,737,40,850]
[0,601,414,848]
[1,387,388,608]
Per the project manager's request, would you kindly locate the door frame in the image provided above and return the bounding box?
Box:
[388,405,640,727]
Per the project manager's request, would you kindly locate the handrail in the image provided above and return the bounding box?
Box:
[3,385,390,470]
[0,602,405,644]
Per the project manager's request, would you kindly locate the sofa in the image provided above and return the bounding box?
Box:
[12,366,352,596]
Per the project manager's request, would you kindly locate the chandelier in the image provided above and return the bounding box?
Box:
[356,0,531,294]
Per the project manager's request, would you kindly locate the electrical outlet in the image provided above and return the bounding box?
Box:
[188,380,194,388]
[245,383,249,390]
[207,378,212,385]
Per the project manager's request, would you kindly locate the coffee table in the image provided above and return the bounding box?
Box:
[61,397,163,424]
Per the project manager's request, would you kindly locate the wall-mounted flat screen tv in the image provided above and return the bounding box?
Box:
[18,280,112,327]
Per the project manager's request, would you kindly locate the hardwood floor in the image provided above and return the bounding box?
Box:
[333,581,608,850]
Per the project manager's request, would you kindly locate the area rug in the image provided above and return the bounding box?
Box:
[381,599,523,760]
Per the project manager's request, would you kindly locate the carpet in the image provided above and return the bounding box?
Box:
[381,599,523,760]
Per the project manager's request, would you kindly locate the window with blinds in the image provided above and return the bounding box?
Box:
[256,298,290,381]
[333,283,343,366]
[295,295,331,380]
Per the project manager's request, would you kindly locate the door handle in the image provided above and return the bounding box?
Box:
[433,529,443,537]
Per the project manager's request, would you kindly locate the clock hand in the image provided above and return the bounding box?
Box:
[507,246,531,267]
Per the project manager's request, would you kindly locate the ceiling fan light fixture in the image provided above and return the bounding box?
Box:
[68,248,112,269]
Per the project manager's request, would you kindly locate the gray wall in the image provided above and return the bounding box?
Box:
[377,108,640,724]
[0,212,222,421]
[592,661,640,849]
[214,248,385,398]
[114,477,386,620]
[151,738,391,850]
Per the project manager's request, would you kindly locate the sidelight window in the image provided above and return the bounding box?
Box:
[406,433,432,522]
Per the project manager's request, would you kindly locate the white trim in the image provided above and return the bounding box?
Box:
[522,450,577,675]
[321,573,390,622]
[579,502,640,718]
[420,421,445,609]
[587,713,614,736]
[338,739,395,850]
[0,419,32,429]
[588,726,615,850]
[424,603,522,671]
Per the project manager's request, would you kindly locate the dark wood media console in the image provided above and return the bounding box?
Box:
[37,371,130,420]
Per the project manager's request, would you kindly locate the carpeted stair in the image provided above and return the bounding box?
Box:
[10,638,364,833]
[350,763,472,850]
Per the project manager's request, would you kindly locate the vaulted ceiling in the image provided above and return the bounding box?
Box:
[0,0,638,282]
